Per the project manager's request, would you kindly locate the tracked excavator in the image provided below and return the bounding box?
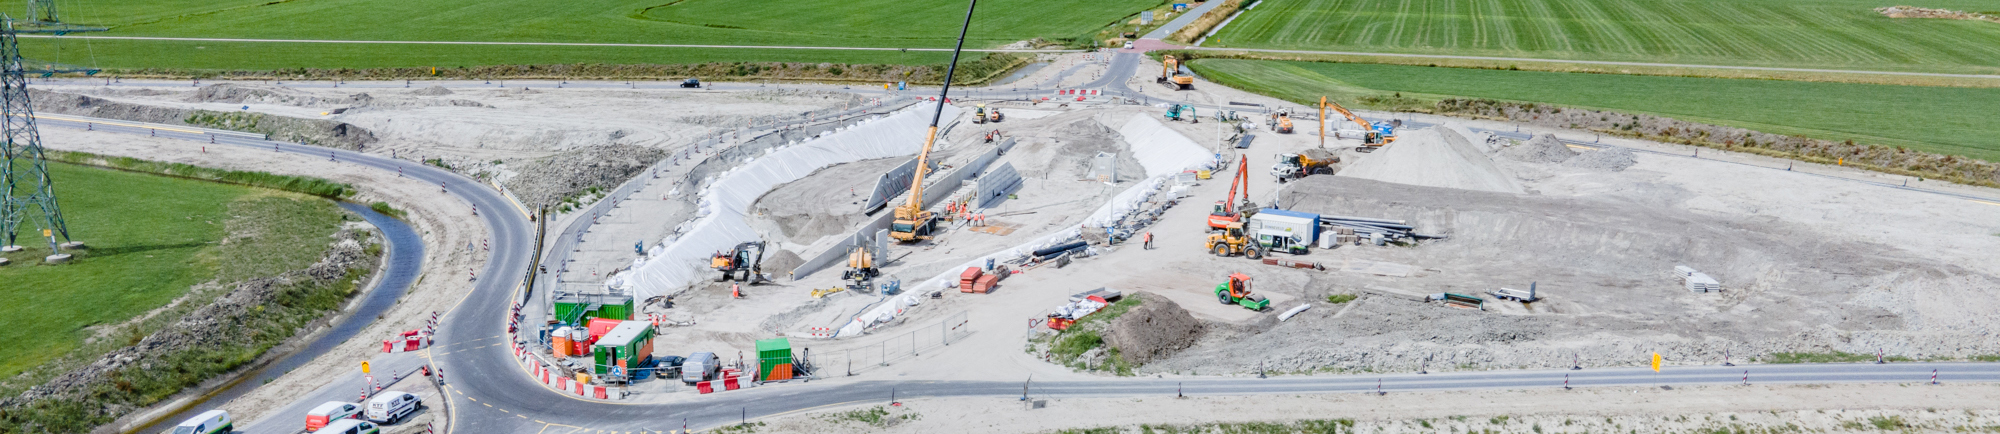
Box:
[1158,55,1193,90]
[710,241,769,283]
[1207,155,1257,231]
[1324,96,1396,150]
[891,0,979,243]
[842,245,880,291]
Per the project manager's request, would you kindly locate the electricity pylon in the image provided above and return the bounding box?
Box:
[0,6,99,261]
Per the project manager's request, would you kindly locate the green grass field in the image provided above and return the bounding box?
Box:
[15,0,1164,70]
[1189,59,2000,161]
[0,162,343,379]
[1205,0,2000,74]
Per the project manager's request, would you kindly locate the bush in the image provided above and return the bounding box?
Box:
[1326,294,1358,304]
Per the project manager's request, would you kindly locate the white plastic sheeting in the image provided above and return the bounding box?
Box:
[1117,113,1216,177]
[835,115,1216,337]
[608,104,960,300]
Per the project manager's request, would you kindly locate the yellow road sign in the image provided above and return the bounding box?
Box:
[1651,353,1661,372]
[361,361,372,374]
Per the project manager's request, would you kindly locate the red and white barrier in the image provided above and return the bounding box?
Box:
[381,330,432,353]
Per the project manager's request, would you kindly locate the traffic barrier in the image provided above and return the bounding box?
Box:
[805,327,833,339]
[557,376,569,390]
[722,375,741,391]
[574,382,586,396]
[697,381,714,394]
[593,386,608,399]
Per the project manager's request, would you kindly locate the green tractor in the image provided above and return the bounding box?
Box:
[1215,273,1270,311]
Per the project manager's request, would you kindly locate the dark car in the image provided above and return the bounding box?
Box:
[680,79,701,88]
[657,355,687,378]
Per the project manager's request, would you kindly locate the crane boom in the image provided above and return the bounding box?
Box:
[891,0,978,242]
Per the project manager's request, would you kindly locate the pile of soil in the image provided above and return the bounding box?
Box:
[1877,6,2000,23]
[1565,147,1638,171]
[1337,128,1523,194]
[411,85,454,96]
[1498,134,1577,163]
[31,89,381,151]
[504,144,667,209]
[1003,117,1144,183]
[1103,294,1205,366]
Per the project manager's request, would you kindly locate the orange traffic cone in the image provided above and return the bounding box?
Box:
[732,284,742,299]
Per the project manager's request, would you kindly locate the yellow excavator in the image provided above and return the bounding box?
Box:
[1158,55,1193,90]
[1324,96,1396,149]
[891,0,979,243]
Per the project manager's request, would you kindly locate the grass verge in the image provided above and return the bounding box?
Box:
[1039,295,1143,376]
[47,150,356,199]
[1325,294,1357,304]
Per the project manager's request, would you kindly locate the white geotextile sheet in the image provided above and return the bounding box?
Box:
[835,113,1216,337]
[609,104,959,300]
[1117,113,1216,177]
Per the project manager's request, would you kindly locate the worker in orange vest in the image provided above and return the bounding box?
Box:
[1144,231,1154,250]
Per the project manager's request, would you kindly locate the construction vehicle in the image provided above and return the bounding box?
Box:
[987,106,1003,123]
[973,104,988,124]
[1157,55,1193,90]
[891,0,979,243]
[1205,222,1264,260]
[842,245,880,291]
[710,242,768,283]
[1322,96,1396,149]
[1489,282,1540,302]
[1272,109,1295,134]
[1164,104,1198,123]
[1208,155,1255,230]
[1214,273,1270,311]
[1270,148,1339,182]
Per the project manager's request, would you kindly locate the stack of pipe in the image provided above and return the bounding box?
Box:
[1318,215,1446,244]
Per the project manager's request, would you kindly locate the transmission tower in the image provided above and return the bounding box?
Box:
[0,6,99,262]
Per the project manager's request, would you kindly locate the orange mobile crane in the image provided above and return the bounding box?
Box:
[891,0,981,242]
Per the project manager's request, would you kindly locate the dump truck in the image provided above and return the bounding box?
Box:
[1270,148,1340,182]
[1158,55,1193,90]
[710,241,768,283]
[1215,273,1270,311]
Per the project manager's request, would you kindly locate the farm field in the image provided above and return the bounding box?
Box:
[1188,59,2000,161]
[0,162,345,379]
[1202,0,2000,75]
[16,0,1161,70]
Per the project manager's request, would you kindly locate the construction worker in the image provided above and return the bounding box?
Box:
[1144,231,1154,250]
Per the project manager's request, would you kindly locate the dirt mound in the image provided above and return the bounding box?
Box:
[1877,6,2000,23]
[1565,147,1637,171]
[1002,117,1143,182]
[31,90,380,150]
[1336,128,1522,194]
[411,85,454,96]
[1498,134,1577,163]
[755,157,904,243]
[1103,294,1204,365]
[503,144,667,209]
[761,249,805,276]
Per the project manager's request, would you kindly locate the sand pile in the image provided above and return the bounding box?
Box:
[411,85,454,96]
[1499,134,1577,163]
[1565,147,1638,171]
[1336,128,1522,194]
[1104,294,1204,366]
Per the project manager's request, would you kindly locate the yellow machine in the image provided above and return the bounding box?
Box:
[892,0,979,243]
[1324,96,1395,148]
[1204,222,1265,260]
[1158,55,1193,90]
[1275,113,1294,134]
[842,246,880,290]
[973,104,988,124]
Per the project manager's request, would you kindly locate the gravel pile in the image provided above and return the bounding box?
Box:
[1337,128,1522,194]
[1498,134,1578,163]
[1565,147,1638,171]
[1103,294,1204,365]
[411,85,454,96]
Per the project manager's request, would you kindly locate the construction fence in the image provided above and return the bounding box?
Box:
[793,311,971,377]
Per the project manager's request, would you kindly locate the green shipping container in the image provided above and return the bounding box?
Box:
[592,321,655,377]
[553,293,635,324]
[755,338,793,379]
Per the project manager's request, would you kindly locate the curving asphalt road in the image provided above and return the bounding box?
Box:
[39,55,2000,433]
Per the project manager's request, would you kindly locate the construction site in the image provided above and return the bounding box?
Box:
[15,39,2000,434]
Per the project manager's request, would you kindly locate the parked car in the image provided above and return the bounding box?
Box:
[364,392,421,424]
[305,401,362,432]
[169,410,232,434]
[681,78,702,88]
[318,419,381,434]
[681,351,721,384]
[657,355,687,379]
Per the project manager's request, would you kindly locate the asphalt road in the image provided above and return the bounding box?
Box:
[37,59,2000,433]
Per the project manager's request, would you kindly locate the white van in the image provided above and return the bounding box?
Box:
[682,351,721,384]
[169,410,231,434]
[364,392,421,424]
[318,419,381,434]
[305,401,362,432]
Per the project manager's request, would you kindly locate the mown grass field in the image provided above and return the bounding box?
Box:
[16,0,1164,70]
[1204,0,2000,74]
[0,162,344,379]
[1189,59,2000,161]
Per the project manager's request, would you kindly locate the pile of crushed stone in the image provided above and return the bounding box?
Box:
[1498,134,1578,163]
[1565,147,1638,171]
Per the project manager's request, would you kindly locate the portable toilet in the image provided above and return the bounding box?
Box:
[551,327,572,357]
[592,321,655,377]
[756,338,795,381]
